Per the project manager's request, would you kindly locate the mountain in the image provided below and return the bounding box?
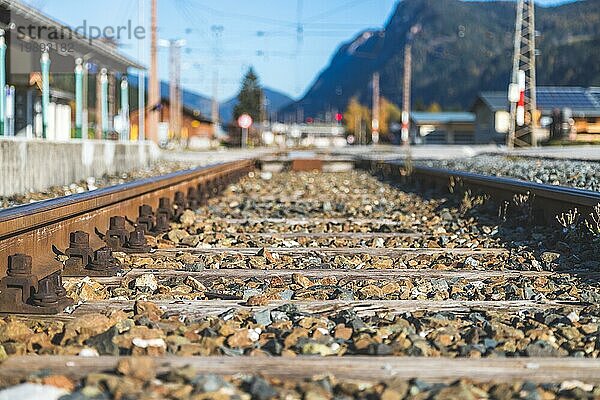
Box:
[160,81,213,117]
[220,87,294,123]
[281,0,600,119]
[128,75,213,117]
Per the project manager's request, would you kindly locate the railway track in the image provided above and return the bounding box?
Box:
[0,153,599,398]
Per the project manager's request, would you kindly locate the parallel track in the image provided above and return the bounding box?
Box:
[0,154,599,392]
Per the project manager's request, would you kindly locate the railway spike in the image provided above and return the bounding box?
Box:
[0,254,73,314]
[187,187,199,209]
[197,183,208,205]
[153,213,170,235]
[173,191,187,220]
[87,247,121,275]
[124,226,152,253]
[137,205,155,234]
[30,275,59,307]
[105,216,130,250]
[64,231,95,274]
[51,271,68,298]
[157,197,174,221]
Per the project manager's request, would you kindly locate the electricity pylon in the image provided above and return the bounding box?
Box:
[507,0,538,148]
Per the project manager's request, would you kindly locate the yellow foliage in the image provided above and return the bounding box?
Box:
[343,97,371,136]
[379,97,402,139]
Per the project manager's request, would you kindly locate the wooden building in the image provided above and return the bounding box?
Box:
[0,0,143,139]
[410,112,476,145]
[130,99,214,147]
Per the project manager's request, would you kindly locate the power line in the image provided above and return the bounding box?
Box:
[181,0,297,28]
[306,0,375,22]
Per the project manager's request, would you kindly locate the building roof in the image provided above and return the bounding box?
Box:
[0,0,144,71]
[474,87,600,117]
[586,87,600,107]
[410,112,475,124]
[537,87,600,111]
[160,98,213,124]
[476,92,509,112]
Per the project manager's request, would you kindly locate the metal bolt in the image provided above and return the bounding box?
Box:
[140,204,153,217]
[156,197,173,221]
[106,216,129,249]
[187,187,199,209]
[159,197,171,210]
[51,271,67,298]
[70,231,90,247]
[154,212,170,234]
[110,216,126,229]
[31,275,59,306]
[173,191,186,220]
[126,226,151,252]
[137,204,155,233]
[174,191,186,207]
[87,247,119,272]
[128,227,146,247]
[7,254,32,276]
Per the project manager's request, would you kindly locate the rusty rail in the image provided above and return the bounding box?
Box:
[0,159,254,313]
[363,159,600,225]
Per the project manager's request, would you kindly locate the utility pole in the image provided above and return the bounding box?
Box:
[168,40,183,143]
[138,0,146,141]
[401,43,411,145]
[211,71,219,137]
[294,0,304,95]
[147,0,159,142]
[508,0,538,148]
[401,25,421,146]
[372,72,380,145]
[211,25,224,139]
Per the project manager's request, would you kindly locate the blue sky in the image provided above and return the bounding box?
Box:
[21,0,576,101]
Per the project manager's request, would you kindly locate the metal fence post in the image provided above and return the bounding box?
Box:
[0,30,7,137]
[75,58,83,139]
[41,51,51,139]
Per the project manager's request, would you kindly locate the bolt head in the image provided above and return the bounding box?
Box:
[8,254,32,275]
[95,247,113,262]
[70,231,89,245]
[140,204,153,216]
[159,198,170,208]
[110,216,126,229]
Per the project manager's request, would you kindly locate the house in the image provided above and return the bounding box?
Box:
[130,99,214,148]
[410,112,476,144]
[471,92,510,144]
[472,87,600,144]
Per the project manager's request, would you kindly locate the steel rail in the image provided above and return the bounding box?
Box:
[367,159,600,225]
[0,159,254,288]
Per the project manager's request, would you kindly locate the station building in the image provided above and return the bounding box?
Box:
[410,112,476,145]
[0,0,143,139]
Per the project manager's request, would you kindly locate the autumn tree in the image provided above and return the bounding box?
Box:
[343,97,371,137]
[427,102,442,112]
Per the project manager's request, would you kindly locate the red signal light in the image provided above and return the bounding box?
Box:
[335,113,343,122]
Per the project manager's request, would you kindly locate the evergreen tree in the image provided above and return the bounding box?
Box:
[233,67,263,123]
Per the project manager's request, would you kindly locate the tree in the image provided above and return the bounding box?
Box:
[233,67,264,123]
[427,102,442,112]
[343,97,371,137]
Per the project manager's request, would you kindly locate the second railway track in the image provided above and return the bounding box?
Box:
[0,153,599,398]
